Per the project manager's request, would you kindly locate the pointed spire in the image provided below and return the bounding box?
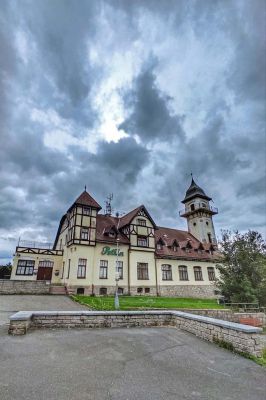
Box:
[68,189,102,211]
[181,176,212,203]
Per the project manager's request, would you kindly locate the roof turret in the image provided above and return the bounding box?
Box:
[68,189,102,211]
[181,178,211,204]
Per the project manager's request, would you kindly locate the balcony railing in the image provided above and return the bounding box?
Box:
[17,239,53,249]
[179,205,218,216]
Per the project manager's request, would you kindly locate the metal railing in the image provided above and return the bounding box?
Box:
[17,239,53,249]
[179,205,218,216]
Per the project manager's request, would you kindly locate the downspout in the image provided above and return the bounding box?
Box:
[128,247,131,295]
[155,254,159,297]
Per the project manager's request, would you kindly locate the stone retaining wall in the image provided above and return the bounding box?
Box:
[0,280,50,294]
[180,309,266,328]
[9,310,264,357]
[159,285,216,298]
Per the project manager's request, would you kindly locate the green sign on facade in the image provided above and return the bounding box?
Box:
[101,246,124,256]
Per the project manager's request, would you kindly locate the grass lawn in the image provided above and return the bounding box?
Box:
[72,295,225,311]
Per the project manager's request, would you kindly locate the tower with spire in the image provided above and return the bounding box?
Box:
[179,177,218,245]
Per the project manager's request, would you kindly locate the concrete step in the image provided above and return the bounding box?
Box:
[49,286,66,295]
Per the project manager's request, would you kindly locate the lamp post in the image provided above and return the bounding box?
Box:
[114,237,120,310]
[114,211,125,310]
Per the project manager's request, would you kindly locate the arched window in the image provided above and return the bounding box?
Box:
[207,267,215,281]
[161,264,172,281]
[194,266,203,281]
[178,265,188,281]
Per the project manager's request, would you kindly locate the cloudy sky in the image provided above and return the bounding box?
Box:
[0,0,265,263]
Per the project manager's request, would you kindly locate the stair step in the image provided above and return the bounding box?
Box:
[50,286,66,295]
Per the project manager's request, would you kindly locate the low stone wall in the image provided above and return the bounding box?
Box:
[180,309,266,328]
[159,285,217,298]
[0,280,50,294]
[9,310,264,357]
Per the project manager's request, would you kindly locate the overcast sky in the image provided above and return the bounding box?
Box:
[0,0,265,263]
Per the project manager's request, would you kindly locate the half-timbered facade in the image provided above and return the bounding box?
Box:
[11,179,220,298]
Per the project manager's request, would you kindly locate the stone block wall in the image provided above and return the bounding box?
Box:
[182,309,266,328]
[172,314,264,357]
[159,285,216,298]
[9,310,264,358]
[0,280,50,294]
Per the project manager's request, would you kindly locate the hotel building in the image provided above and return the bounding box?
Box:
[11,178,220,298]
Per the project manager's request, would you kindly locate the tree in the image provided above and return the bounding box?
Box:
[0,262,12,279]
[216,230,266,306]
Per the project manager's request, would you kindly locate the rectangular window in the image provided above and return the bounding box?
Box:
[137,263,149,280]
[137,236,148,247]
[66,259,71,279]
[39,260,54,268]
[116,261,123,279]
[194,266,203,281]
[99,260,108,279]
[16,260,35,275]
[178,265,188,281]
[83,207,91,215]
[137,219,146,226]
[161,264,172,280]
[207,267,216,281]
[81,228,89,240]
[77,259,86,278]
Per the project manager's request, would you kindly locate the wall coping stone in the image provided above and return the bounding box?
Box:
[9,310,262,333]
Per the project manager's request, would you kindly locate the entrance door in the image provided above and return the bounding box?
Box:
[37,267,53,281]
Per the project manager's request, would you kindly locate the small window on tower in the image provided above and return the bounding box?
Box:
[208,233,212,243]
[190,204,195,211]
[83,207,91,215]
[193,222,196,226]
[206,221,209,226]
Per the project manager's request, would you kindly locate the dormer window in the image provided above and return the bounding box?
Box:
[157,243,162,250]
[137,219,146,226]
[109,231,116,238]
[172,240,178,252]
[83,207,91,216]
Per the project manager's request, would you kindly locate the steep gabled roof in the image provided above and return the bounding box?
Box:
[96,215,129,244]
[68,190,102,212]
[182,178,211,203]
[119,205,157,228]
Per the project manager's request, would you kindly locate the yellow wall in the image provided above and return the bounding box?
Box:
[156,259,218,286]
[11,251,63,283]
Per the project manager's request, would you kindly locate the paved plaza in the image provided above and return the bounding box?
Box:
[0,296,265,399]
[0,295,88,326]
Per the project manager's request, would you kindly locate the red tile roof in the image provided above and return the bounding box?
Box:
[155,226,219,261]
[120,205,157,228]
[69,190,102,211]
[96,214,130,244]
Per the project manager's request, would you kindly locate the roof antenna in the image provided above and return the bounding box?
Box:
[105,193,113,216]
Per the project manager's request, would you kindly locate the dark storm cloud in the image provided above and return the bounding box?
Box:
[0,0,265,263]
[96,137,150,183]
[119,63,185,143]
